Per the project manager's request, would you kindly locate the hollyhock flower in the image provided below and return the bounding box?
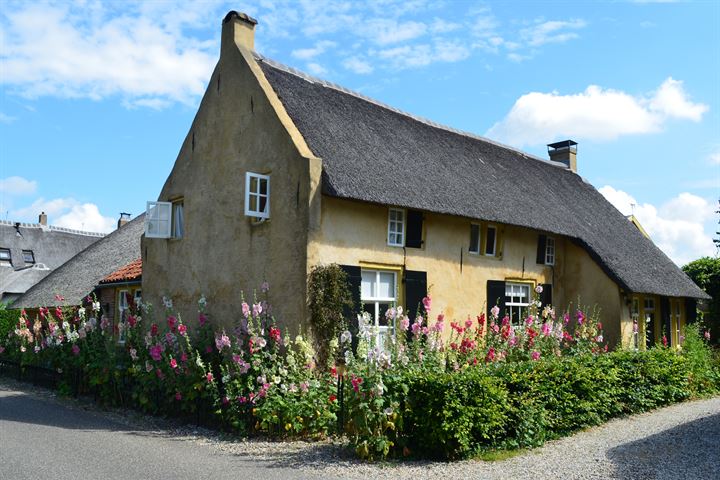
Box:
[501,316,510,327]
[205,345,213,354]
[130,348,138,361]
[162,296,173,310]
[563,313,570,325]
[541,322,551,337]
[662,335,668,347]
[597,322,603,331]
[576,310,585,325]
[241,302,250,318]
[491,305,500,319]
[248,392,256,401]
[167,316,177,331]
[206,372,214,383]
[165,332,175,345]
[55,307,63,318]
[127,315,137,328]
[175,392,182,401]
[525,316,534,326]
[492,323,500,334]
[400,316,410,331]
[705,331,711,341]
[340,330,352,344]
[0,346,5,354]
[170,358,178,369]
[71,344,80,356]
[238,396,247,404]
[55,294,65,302]
[411,321,422,336]
[422,296,432,312]
[595,335,603,343]
[535,285,543,294]
[531,351,541,361]
[485,347,496,362]
[215,332,231,351]
[633,320,639,334]
[178,324,187,336]
[350,375,363,392]
[180,352,188,363]
[329,394,337,403]
[20,346,26,353]
[385,307,396,321]
[299,382,309,393]
[149,345,162,361]
[252,303,263,317]
[150,324,158,336]
[465,318,473,329]
[34,345,41,353]
[198,313,208,326]
[78,307,86,317]
[92,301,101,312]
[260,281,270,293]
[270,326,281,343]
[433,315,444,333]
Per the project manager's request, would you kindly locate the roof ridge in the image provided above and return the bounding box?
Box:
[0,219,106,237]
[254,53,568,170]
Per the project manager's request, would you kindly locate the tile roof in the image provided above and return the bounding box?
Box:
[100,258,142,284]
[256,56,708,300]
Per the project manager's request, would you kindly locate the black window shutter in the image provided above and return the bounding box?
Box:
[540,284,552,309]
[404,270,427,318]
[536,234,547,264]
[339,265,362,341]
[406,210,424,248]
[660,296,671,343]
[685,298,697,324]
[486,280,506,320]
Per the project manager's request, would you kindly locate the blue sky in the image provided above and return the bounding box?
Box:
[0,0,718,265]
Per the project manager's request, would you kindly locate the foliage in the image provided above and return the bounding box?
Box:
[307,264,354,368]
[682,256,720,344]
[0,304,18,343]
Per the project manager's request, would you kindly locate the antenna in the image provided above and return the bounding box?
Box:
[630,203,636,216]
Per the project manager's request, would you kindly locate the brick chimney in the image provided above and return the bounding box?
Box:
[547,140,578,173]
[38,211,47,226]
[118,212,131,229]
[221,11,258,54]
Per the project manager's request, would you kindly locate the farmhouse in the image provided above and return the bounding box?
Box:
[142,11,708,349]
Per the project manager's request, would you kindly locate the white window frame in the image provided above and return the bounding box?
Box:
[505,282,531,325]
[245,172,270,219]
[145,201,172,238]
[485,224,497,256]
[361,269,398,350]
[387,208,405,247]
[469,223,481,254]
[0,248,11,265]
[117,289,129,344]
[545,237,555,265]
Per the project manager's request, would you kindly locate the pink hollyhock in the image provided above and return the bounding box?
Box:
[662,335,668,347]
[400,316,410,331]
[433,316,444,333]
[491,305,500,319]
[531,351,541,361]
[541,322,551,337]
[170,358,178,369]
[485,347,496,363]
[180,352,188,363]
[238,396,247,404]
[206,372,214,383]
[198,313,208,326]
[0,346,5,354]
[55,307,63,318]
[127,315,137,328]
[149,345,162,361]
[422,296,432,312]
[178,324,187,336]
[576,310,585,325]
[252,303,263,317]
[261,281,270,293]
[705,331,711,341]
[156,369,164,379]
[350,375,363,392]
[72,344,80,356]
[150,323,158,336]
[269,326,281,343]
[597,322,603,331]
[205,345,213,354]
[465,318,473,329]
[175,392,182,401]
[411,321,422,336]
[563,313,570,325]
[55,294,65,302]
[167,316,177,332]
[241,302,250,318]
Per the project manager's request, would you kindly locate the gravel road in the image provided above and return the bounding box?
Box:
[1,378,718,480]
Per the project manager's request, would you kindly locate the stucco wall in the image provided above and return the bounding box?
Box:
[142,33,314,333]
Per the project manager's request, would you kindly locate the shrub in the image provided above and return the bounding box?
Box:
[0,305,18,343]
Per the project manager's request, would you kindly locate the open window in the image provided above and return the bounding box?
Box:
[145,201,172,238]
[537,234,555,265]
[387,208,423,248]
[469,224,481,254]
[245,172,270,219]
[485,225,497,256]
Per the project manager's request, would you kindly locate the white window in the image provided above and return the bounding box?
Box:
[245,172,270,219]
[505,282,531,325]
[387,208,405,247]
[361,269,397,350]
[469,224,481,254]
[145,201,172,238]
[545,237,555,265]
[0,248,11,265]
[485,225,497,256]
[172,201,184,238]
[118,290,129,344]
[133,290,142,308]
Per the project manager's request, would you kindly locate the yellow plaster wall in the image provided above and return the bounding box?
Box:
[142,31,316,333]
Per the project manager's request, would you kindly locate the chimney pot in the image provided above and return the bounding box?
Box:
[39,211,47,226]
[221,11,258,53]
[118,212,131,229]
[547,140,578,173]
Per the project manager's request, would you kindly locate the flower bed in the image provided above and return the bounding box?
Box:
[0,288,717,461]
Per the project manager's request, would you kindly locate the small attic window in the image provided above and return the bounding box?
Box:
[145,201,172,238]
[245,172,270,219]
[0,248,10,265]
[22,250,35,265]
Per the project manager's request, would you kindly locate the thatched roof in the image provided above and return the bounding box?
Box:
[257,56,707,299]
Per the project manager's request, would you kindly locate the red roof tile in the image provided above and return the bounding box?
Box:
[100,258,142,284]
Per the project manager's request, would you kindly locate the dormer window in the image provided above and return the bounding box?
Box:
[245,172,270,219]
[22,250,35,265]
[0,248,10,265]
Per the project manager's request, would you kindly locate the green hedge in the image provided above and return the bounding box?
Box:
[398,347,718,460]
[0,306,18,343]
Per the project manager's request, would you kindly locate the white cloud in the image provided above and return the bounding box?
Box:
[487,77,709,146]
[370,19,427,45]
[0,112,17,124]
[377,39,470,69]
[599,186,715,265]
[0,176,37,195]
[291,40,336,60]
[54,203,115,233]
[1,3,216,107]
[342,56,374,74]
[306,62,328,76]
[520,19,587,47]
[430,18,461,34]
[709,150,720,165]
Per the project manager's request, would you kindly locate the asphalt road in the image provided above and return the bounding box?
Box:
[0,386,327,480]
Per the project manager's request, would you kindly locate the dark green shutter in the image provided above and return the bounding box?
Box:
[660,296,671,343]
[685,298,697,324]
[404,270,427,318]
[540,284,552,309]
[487,280,506,320]
[536,234,547,264]
[406,210,424,248]
[339,265,362,341]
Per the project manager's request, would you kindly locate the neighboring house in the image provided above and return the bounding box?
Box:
[96,258,142,342]
[1,213,104,304]
[142,11,709,350]
[13,215,145,322]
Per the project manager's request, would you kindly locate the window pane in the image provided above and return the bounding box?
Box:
[259,196,267,214]
[469,224,480,252]
[249,194,257,212]
[378,272,395,298]
[250,176,258,194]
[485,227,496,255]
[259,178,268,195]
[378,303,391,326]
[361,303,375,321]
[361,271,376,299]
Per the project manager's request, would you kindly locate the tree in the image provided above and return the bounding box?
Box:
[683,256,720,345]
